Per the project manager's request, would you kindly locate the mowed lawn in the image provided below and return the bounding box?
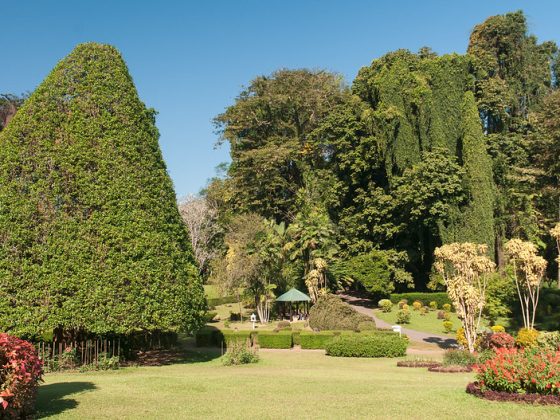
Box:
[37,349,560,419]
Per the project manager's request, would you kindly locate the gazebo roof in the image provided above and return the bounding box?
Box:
[276,288,311,302]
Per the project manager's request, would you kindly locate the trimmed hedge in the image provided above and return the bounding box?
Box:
[300,331,339,349]
[325,333,408,357]
[390,293,451,310]
[207,296,239,308]
[255,331,292,349]
[195,328,252,347]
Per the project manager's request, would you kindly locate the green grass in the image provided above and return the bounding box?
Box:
[203,285,221,299]
[375,308,511,336]
[36,349,560,419]
[375,308,462,335]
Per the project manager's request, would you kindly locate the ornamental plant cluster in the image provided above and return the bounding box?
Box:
[475,348,560,395]
[0,43,205,339]
[0,334,43,418]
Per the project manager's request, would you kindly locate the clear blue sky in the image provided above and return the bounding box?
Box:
[2,1,559,197]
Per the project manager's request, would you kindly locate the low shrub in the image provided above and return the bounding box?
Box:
[443,349,477,367]
[222,341,259,366]
[357,321,377,332]
[489,332,515,350]
[474,347,560,395]
[397,299,408,309]
[299,331,339,349]
[456,328,467,348]
[490,325,505,333]
[429,301,438,310]
[378,299,392,313]
[419,306,428,316]
[443,312,451,321]
[443,321,453,333]
[325,333,408,358]
[390,293,451,310]
[537,331,560,351]
[516,328,540,348]
[79,353,120,372]
[396,309,410,324]
[229,312,242,321]
[308,294,373,331]
[437,310,446,320]
[401,304,409,311]
[254,331,292,349]
[442,303,452,312]
[277,321,291,329]
[0,334,43,418]
[412,301,422,311]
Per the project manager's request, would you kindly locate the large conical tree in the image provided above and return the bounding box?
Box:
[0,43,205,339]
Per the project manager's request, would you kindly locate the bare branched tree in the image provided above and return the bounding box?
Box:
[178,194,220,275]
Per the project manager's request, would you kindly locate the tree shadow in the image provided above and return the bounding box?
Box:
[36,381,96,418]
[422,337,458,349]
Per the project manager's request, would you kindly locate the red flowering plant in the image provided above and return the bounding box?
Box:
[474,347,560,395]
[0,334,43,418]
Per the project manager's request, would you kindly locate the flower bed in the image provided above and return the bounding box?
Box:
[473,347,560,396]
[429,365,472,373]
[0,334,43,418]
[397,360,441,368]
[466,382,560,405]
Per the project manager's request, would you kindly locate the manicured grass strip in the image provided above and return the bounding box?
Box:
[36,351,560,419]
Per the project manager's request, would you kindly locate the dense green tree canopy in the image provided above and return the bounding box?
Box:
[207,9,558,295]
[0,43,205,339]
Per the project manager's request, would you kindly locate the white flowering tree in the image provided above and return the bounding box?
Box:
[504,239,547,330]
[434,243,495,353]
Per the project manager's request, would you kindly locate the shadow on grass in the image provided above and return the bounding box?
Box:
[36,381,96,418]
[124,347,222,367]
[422,336,457,349]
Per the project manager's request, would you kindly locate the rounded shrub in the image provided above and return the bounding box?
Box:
[397,299,408,309]
[437,310,446,320]
[490,325,505,333]
[377,299,392,313]
[516,328,539,349]
[443,312,451,321]
[308,294,374,331]
[442,303,452,312]
[412,301,422,311]
[325,333,408,358]
[0,334,43,417]
[402,304,410,311]
[396,309,411,324]
[537,331,560,351]
[429,301,438,310]
[443,321,453,333]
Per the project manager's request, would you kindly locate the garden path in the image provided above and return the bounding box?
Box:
[339,293,457,350]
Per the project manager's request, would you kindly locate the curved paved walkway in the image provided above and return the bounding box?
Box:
[339,294,457,350]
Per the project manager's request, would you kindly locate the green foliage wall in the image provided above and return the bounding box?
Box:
[0,43,205,339]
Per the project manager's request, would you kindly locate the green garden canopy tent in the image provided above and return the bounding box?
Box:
[276,288,311,302]
[276,288,311,320]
